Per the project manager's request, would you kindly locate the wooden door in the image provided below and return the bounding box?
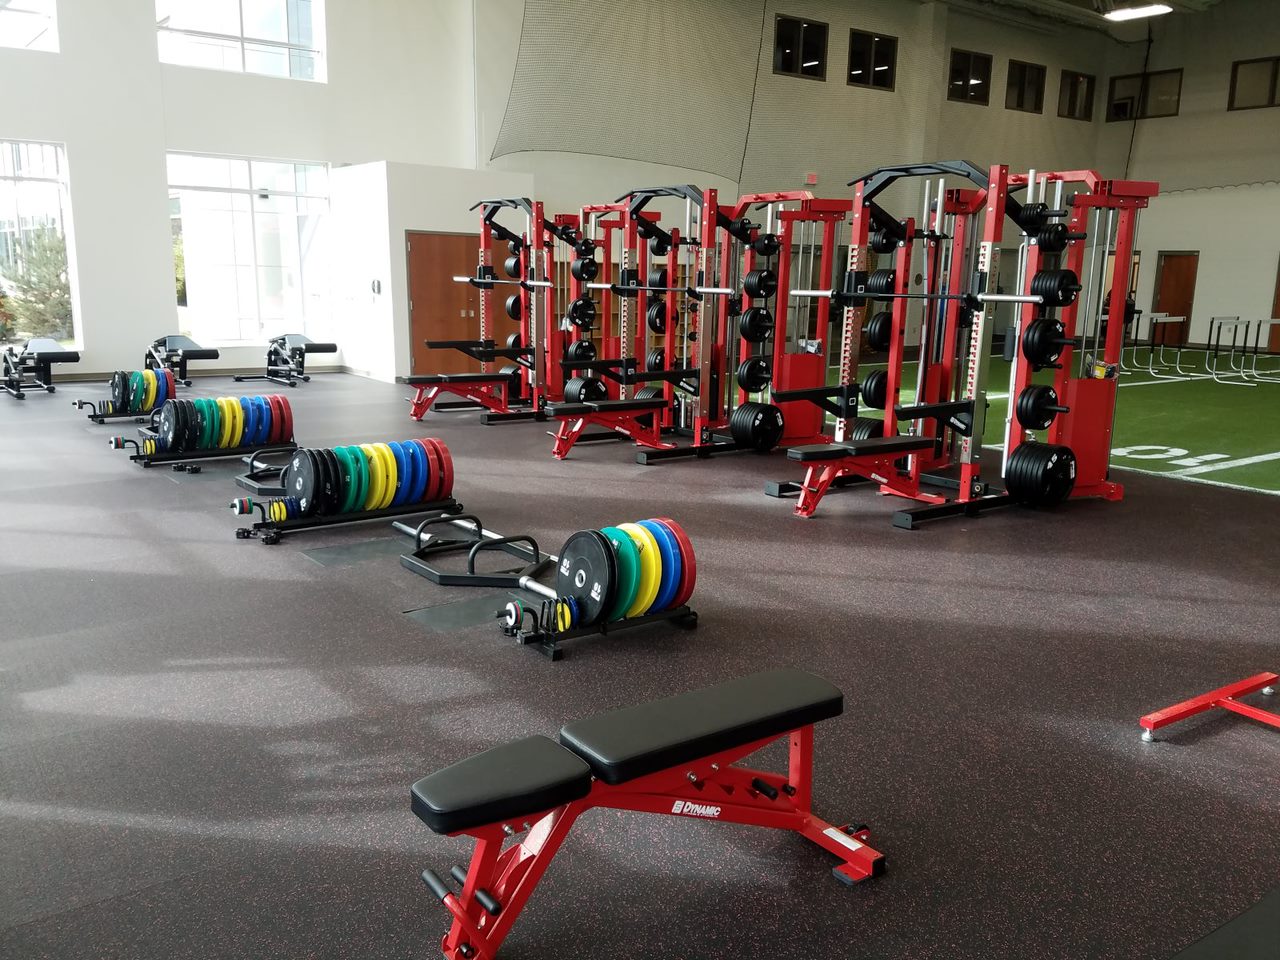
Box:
[1270,253,1280,352]
[1150,252,1198,345]
[406,232,518,376]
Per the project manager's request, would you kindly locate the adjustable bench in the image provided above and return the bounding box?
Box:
[785,434,940,518]
[411,669,883,960]
[145,335,220,386]
[3,338,80,399]
[234,333,337,387]
[548,397,670,459]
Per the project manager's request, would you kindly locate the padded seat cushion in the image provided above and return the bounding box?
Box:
[838,436,934,456]
[560,669,842,786]
[547,402,593,417]
[176,348,220,360]
[20,338,80,363]
[440,374,515,384]
[786,443,851,462]
[787,436,933,461]
[586,399,666,413]
[411,735,592,835]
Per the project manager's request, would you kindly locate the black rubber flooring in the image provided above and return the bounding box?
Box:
[1,373,1277,959]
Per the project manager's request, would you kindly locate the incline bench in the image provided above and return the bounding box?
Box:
[234,333,337,387]
[145,334,220,386]
[411,669,884,959]
[3,337,80,399]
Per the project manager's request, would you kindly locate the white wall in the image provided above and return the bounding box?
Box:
[1133,183,1280,345]
[1099,0,1280,191]
[383,161,535,381]
[0,0,477,375]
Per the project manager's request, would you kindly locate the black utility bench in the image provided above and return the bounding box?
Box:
[235,333,337,387]
[410,669,884,960]
[146,334,220,386]
[3,338,80,399]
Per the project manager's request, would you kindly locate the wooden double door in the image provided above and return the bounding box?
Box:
[406,231,519,375]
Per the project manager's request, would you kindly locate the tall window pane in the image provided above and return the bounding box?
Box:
[156,0,326,82]
[848,29,896,91]
[773,15,827,81]
[0,141,75,344]
[0,0,58,52]
[1058,71,1095,121]
[168,153,331,344]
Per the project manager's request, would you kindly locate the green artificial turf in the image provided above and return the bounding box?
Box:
[820,347,1280,495]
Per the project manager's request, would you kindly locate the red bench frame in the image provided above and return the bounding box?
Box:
[424,723,883,960]
[551,403,671,459]
[409,378,521,420]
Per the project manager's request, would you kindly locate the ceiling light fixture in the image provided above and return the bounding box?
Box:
[1103,3,1173,21]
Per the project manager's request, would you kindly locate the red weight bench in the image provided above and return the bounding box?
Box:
[411,669,884,960]
[409,373,525,420]
[547,397,670,458]
[786,435,939,518]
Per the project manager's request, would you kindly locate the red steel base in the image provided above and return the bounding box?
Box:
[425,724,884,960]
[1140,672,1279,741]
[409,382,517,421]
[794,456,943,518]
[552,410,671,459]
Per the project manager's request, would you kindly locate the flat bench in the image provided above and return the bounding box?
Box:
[787,435,935,462]
[411,669,883,959]
[4,338,81,399]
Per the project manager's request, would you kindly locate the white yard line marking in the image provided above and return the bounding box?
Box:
[1170,450,1280,477]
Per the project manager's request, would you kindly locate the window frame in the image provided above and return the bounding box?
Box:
[0,0,58,53]
[1228,56,1280,111]
[772,14,829,82]
[166,151,331,345]
[1005,58,1047,114]
[1057,69,1096,122]
[155,0,326,83]
[1106,68,1183,122]
[846,28,897,92]
[948,48,993,105]
[0,139,77,344]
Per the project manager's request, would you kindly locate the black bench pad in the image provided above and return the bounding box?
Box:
[787,443,854,462]
[411,735,592,835]
[176,348,220,360]
[18,338,80,363]
[587,399,666,413]
[547,402,593,416]
[407,373,511,386]
[787,436,934,462]
[559,669,841,786]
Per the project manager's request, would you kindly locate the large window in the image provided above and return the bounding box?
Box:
[168,154,331,344]
[155,0,325,81]
[847,29,896,91]
[1058,70,1096,121]
[0,141,74,343]
[1005,60,1045,113]
[773,15,827,81]
[1229,57,1279,110]
[948,49,992,104]
[0,0,57,52]
[1107,69,1182,121]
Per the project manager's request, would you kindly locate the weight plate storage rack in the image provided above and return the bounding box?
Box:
[109,394,297,471]
[395,514,698,660]
[231,438,463,545]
